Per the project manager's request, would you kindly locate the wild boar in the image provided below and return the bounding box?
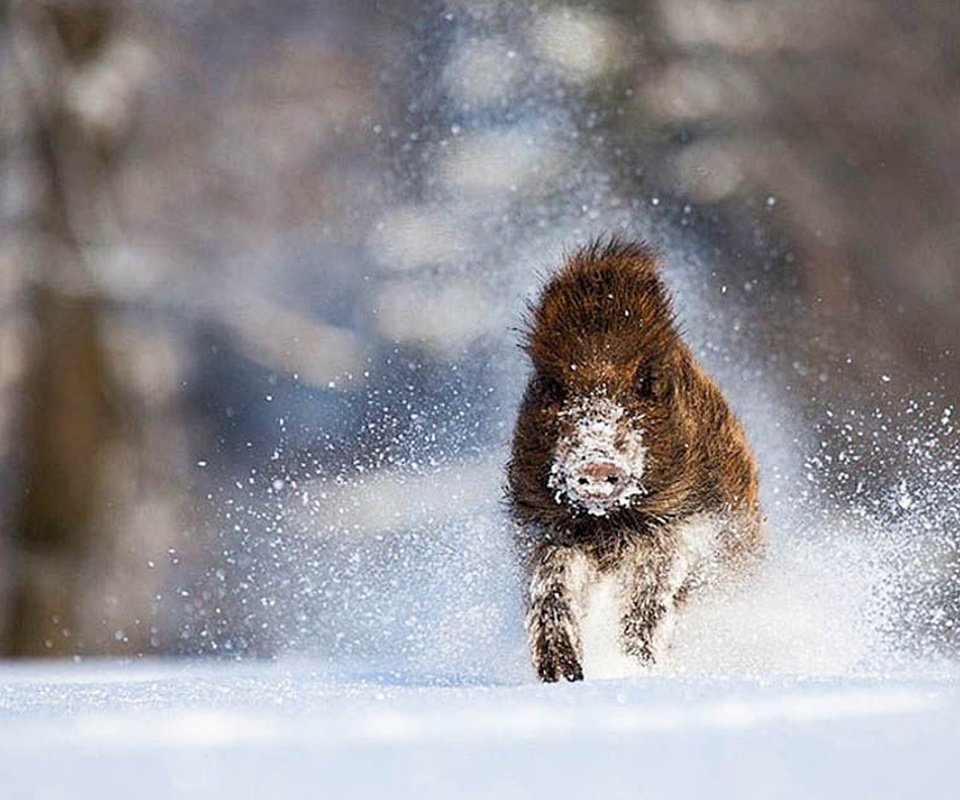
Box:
[508,238,763,681]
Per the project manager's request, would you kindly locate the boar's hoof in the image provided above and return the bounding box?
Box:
[535,638,583,682]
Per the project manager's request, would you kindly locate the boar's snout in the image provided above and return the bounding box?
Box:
[570,460,628,501]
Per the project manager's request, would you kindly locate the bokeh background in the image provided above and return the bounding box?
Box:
[0,0,957,670]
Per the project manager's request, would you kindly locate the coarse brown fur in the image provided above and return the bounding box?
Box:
[507,238,763,682]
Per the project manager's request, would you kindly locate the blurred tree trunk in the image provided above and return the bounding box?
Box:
[9,292,116,656]
[2,0,134,656]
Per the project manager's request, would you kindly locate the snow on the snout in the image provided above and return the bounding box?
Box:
[548,395,646,516]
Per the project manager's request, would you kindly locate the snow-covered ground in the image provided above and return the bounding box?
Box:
[1,659,957,799]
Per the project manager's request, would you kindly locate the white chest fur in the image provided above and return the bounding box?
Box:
[578,514,723,679]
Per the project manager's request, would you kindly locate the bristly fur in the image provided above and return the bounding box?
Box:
[507,237,764,682]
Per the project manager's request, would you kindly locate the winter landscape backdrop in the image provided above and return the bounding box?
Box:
[0,0,959,797]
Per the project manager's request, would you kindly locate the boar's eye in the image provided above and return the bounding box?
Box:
[634,364,666,399]
[534,373,565,404]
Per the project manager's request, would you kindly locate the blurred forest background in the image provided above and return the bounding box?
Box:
[0,0,958,663]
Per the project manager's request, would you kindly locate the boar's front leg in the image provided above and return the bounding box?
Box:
[525,543,588,682]
[620,549,681,665]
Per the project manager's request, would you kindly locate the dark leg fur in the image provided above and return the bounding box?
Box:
[621,593,669,663]
[525,544,586,682]
[619,546,679,665]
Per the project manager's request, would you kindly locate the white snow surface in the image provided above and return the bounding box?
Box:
[1,659,958,799]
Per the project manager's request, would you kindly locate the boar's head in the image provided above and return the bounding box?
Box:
[510,239,702,535]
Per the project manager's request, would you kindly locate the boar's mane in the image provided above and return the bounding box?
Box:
[523,238,679,382]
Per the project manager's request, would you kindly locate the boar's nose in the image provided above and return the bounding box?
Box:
[572,461,627,500]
